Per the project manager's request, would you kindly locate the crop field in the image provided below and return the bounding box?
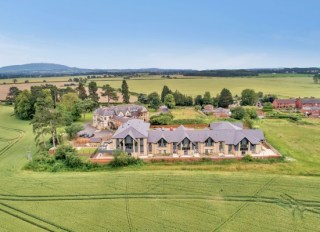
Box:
[0,105,320,231]
[94,76,319,98]
[1,75,319,101]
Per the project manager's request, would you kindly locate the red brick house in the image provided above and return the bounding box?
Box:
[296,98,320,109]
[296,98,320,117]
[272,99,296,109]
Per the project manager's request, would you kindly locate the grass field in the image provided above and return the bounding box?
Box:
[170,107,205,119]
[0,105,320,231]
[1,75,319,101]
[94,76,319,98]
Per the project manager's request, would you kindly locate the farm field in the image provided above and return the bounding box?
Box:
[1,75,319,101]
[93,76,319,98]
[0,105,320,231]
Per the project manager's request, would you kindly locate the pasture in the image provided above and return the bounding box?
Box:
[0,105,320,231]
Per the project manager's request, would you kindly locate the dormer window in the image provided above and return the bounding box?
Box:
[158,138,167,147]
[205,138,214,147]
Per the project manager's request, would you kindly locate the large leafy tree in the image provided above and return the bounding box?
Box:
[65,123,84,139]
[241,89,258,106]
[88,81,100,106]
[102,84,119,103]
[148,92,161,110]
[14,90,33,120]
[161,85,172,102]
[137,94,149,104]
[194,95,203,106]
[31,89,62,148]
[202,91,212,105]
[6,86,21,105]
[121,80,130,103]
[76,98,96,121]
[77,82,88,100]
[57,93,81,124]
[218,88,233,108]
[164,93,176,109]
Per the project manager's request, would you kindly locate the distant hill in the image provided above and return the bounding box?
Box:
[0,63,319,78]
[0,63,84,73]
[0,63,193,78]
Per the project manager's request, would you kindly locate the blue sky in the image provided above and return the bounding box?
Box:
[0,0,319,69]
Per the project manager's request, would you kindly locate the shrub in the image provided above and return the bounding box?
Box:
[172,118,205,124]
[245,108,258,119]
[65,153,83,168]
[110,151,144,167]
[243,154,253,162]
[262,102,273,112]
[194,105,201,111]
[243,117,254,129]
[55,145,77,160]
[231,106,246,120]
[150,114,173,125]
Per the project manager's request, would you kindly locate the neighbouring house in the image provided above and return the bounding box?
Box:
[202,105,214,114]
[92,104,148,130]
[212,108,231,118]
[296,98,320,109]
[203,105,230,118]
[296,98,320,117]
[110,119,266,157]
[272,99,296,109]
[158,105,170,114]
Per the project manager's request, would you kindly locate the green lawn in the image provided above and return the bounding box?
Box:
[170,107,204,119]
[0,105,320,231]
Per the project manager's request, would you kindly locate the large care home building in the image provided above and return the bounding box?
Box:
[92,104,148,130]
[110,120,266,157]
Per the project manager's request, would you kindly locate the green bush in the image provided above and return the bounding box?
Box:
[231,106,246,120]
[262,102,273,112]
[55,145,77,160]
[110,151,144,167]
[245,108,258,119]
[243,154,253,162]
[150,114,173,125]
[172,118,205,124]
[243,117,254,129]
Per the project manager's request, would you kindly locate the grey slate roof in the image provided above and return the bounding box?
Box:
[112,119,150,139]
[94,104,147,117]
[209,122,243,130]
[147,126,264,145]
[301,98,320,104]
[113,120,264,145]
